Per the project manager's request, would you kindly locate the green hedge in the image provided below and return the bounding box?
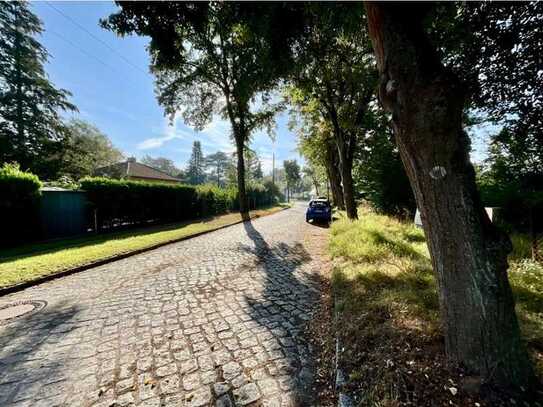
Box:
[0,163,42,245]
[80,177,278,231]
[0,171,281,245]
[196,185,237,215]
[479,181,543,233]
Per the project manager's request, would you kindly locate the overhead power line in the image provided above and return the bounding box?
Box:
[47,29,138,85]
[45,1,148,76]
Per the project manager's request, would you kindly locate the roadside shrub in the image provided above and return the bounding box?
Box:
[80,177,277,231]
[263,180,284,203]
[0,163,42,245]
[353,127,416,219]
[80,177,198,230]
[196,185,236,216]
[478,178,543,233]
[248,182,279,209]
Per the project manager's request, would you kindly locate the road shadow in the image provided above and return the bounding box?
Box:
[0,301,82,405]
[307,219,330,229]
[240,220,324,405]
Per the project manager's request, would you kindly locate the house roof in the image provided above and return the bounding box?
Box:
[95,160,182,182]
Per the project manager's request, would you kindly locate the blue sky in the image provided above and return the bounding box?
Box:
[32,1,300,174]
[32,1,490,172]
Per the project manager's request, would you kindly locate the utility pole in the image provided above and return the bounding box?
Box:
[272,151,275,185]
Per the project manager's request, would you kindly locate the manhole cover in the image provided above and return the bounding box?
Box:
[0,300,47,324]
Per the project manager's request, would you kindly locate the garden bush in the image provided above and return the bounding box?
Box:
[80,177,198,230]
[80,177,277,231]
[0,163,42,245]
[478,180,543,233]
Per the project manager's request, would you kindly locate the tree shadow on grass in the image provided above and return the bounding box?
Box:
[332,265,543,405]
[367,229,427,261]
[330,267,460,406]
[239,220,323,405]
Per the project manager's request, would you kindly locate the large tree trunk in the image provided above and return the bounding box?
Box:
[325,92,358,219]
[312,175,320,196]
[235,137,249,220]
[364,2,535,388]
[325,142,345,209]
[336,136,358,220]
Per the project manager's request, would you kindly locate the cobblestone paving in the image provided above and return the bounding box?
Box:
[0,204,328,407]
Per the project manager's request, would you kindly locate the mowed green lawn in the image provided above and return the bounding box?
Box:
[0,205,287,289]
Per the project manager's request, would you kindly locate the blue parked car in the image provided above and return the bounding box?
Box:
[306,198,332,223]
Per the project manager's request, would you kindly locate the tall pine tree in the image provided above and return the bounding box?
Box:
[205,151,229,187]
[0,1,76,178]
[186,141,205,185]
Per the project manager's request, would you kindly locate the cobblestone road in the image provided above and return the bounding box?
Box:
[0,204,328,407]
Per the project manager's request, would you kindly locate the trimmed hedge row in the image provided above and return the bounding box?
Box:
[0,163,42,245]
[0,170,280,246]
[80,177,278,231]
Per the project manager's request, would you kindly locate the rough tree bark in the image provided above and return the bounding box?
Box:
[324,92,358,220]
[311,173,320,196]
[225,92,250,220]
[335,131,358,220]
[235,136,249,220]
[364,2,535,388]
[325,141,345,209]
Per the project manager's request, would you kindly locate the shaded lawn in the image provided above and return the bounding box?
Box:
[0,204,287,288]
[330,208,542,406]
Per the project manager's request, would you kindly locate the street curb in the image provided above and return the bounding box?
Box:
[334,298,355,407]
[0,206,289,297]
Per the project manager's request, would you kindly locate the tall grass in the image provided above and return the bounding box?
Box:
[331,208,440,330]
[330,207,542,404]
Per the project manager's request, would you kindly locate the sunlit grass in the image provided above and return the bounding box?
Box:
[331,208,440,331]
[0,205,287,288]
[330,206,543,391]
[510,233,534,260]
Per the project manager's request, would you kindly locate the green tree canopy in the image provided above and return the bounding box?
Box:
[141,155,180,178]
[0,1,76,178]
[244,148,263,182]
[283,159,301,201]
[205,151,229,187]
[435,2,542,129]
[60,119,123,181]
[102,2,298,216]
[433,2,543,202]
[284,3,377,219]
[186,141,205,185]
[352,113,415,218]
[429,2,543,232]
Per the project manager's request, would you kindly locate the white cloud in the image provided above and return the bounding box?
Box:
[138,113,189,150]
[195,117,234,153]
[260,156,274,175]
[137,133,184,150]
